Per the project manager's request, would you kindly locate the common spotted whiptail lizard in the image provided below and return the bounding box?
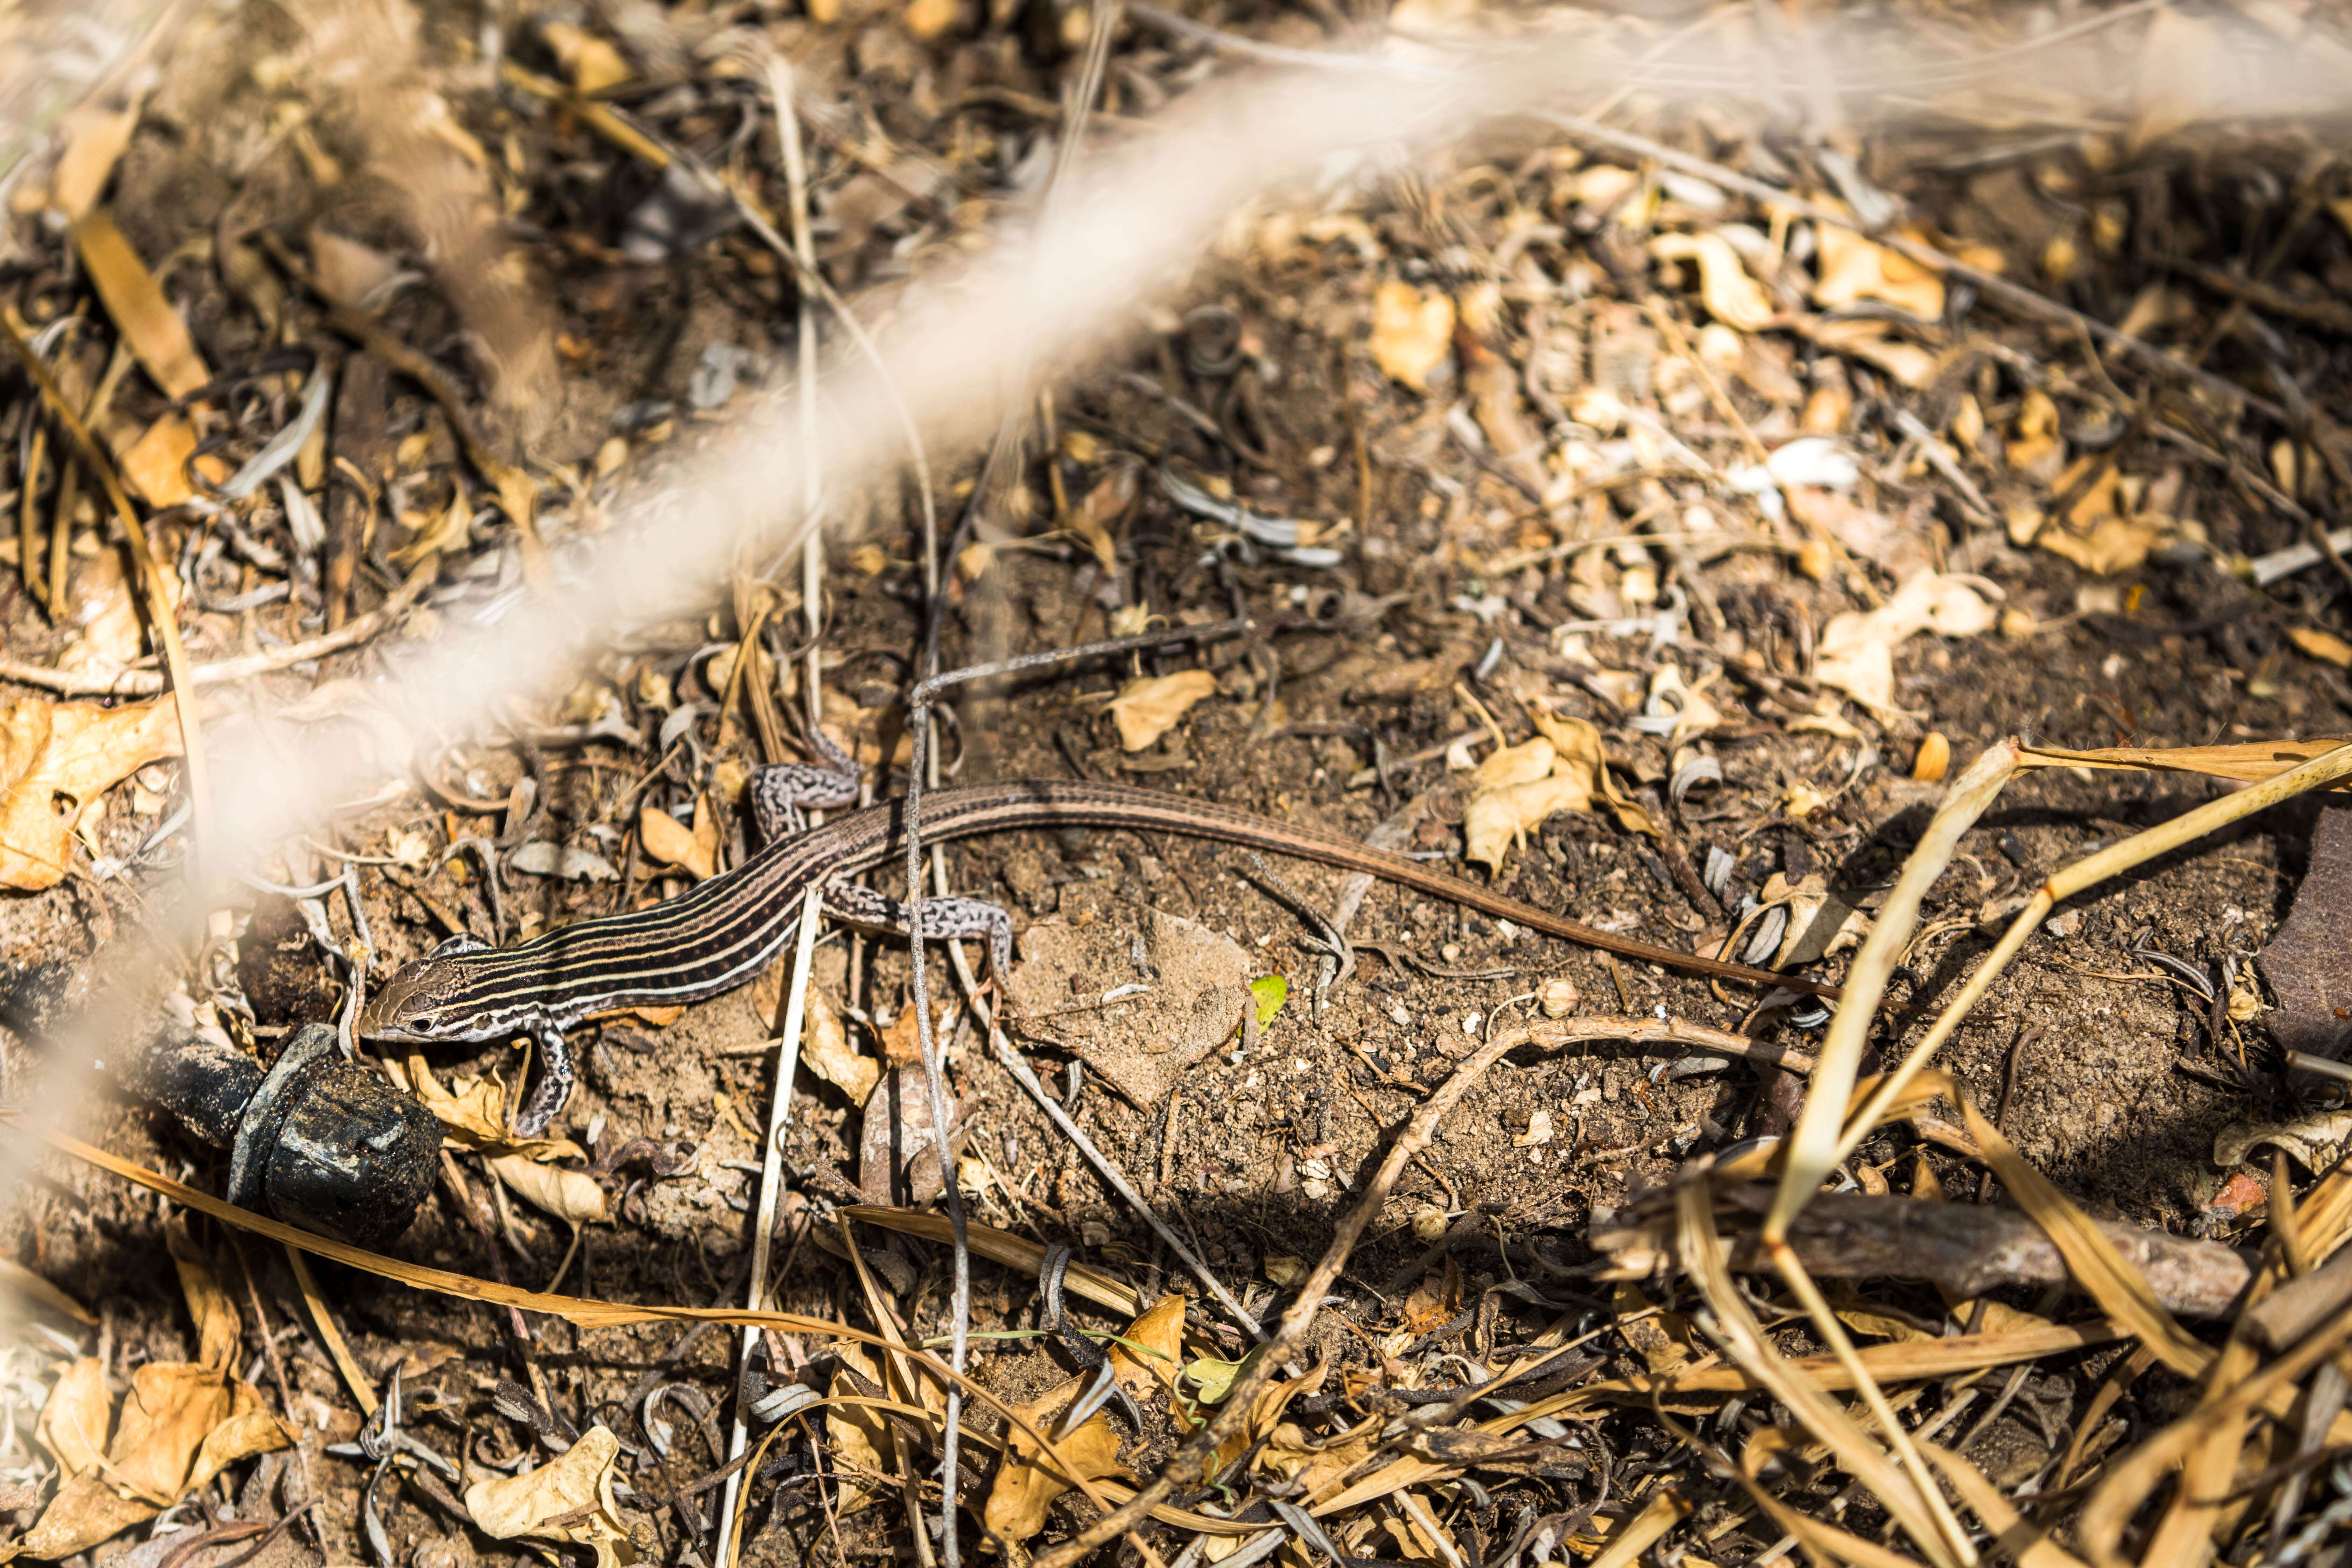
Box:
[360,762,1836,1133]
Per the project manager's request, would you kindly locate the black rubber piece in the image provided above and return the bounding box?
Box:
[131,1023,440,1250]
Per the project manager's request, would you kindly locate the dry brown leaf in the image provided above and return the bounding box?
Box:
[488,1154,609,1224]
[2290,629,2352,669]
[52,100,143,220]
[392,1057,583,1162]
[1070,464,1134,577]
[2014,738,2352,786]
[1463,770,1590,873]
[1529,708,1656,837]
[392,489,475,564]
[74,212,208,400]
[1111,1293,1187,1408]
[985,1395,1125,1544]
[1806,317,1937,387]
[1814,570,1998,715]
[903,0,958,37]
[115,413,201,508]
[1650,231,1774,332]
[0,695,183,890]
[2038,513,2158,576]
[1813,225,1944,319]
[541,22,632,93]
[466,1423,638,1568]
[1371,280,1455,393]
[170,1232,241,1372]
[35,1359,111,1478]
[638,803,713,880]
[825,1343,892,1514]
[1108,670,1216,751]
[59,544,184,676]
[803,989,879,1106]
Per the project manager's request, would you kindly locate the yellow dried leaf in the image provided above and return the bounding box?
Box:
[803,988,879,1106]
[1528,709,1656,837]
[394,1057,583,1162]
[52,100,142,219]
[1650,231,1774,332]
[1815,571,1997,715]
[1474,736,1555,788]
[1464,770,1591,874]
[541,22,632,94]
[1371,280,1455,393]
[639,803,713,880]
[1108,670,1216,751]
[115,413,200,508]
[35,1359,111,1478]
[1813,225,1944,319]
[904,0,958,39]
[985,1397,1124,1544]
[74,211,208,400]
[467,1423,638,1568]
[2037,513,2158,576]
[0,696,183,890]
[169,1230,241,1373]
[825,1343,891,1514]
[392,489,475,564]
[488,1154,610,1224]
[2290,628,2352,668]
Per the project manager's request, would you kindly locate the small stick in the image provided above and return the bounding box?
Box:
[713,884,822,1568]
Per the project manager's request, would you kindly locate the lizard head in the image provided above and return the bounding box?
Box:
[358,955,475,1042]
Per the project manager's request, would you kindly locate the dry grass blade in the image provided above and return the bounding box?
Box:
[841,1206,1140,1316]
[0,307,210,869]
[2015,739,2352,785]
[1920,1442,2088,1568]
[1839,739,2352,1169]
[1959,1100,2211,1377]
[1675,1179,1969,1568]
[1770,738,2016,1239]
[1587,1489,1688,1568]
[3,1120,1139,1522]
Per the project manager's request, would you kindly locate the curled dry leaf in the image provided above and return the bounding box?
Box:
[824,1342,891,1515]
[1650,232,1774,332]
[1107,670,1217,751]
[1462,736,1591,874]
[1813,225,1944,320]
[0,695,184,890]
[392,1056,585,1163]
[11,1237,288,1560]
[466,1423,638,1568]
[638,800,715,880]
[1371,280,1456,393]
[985,1294,1183,1541]
[1814,570,1998,716]
[803,987,880,1106]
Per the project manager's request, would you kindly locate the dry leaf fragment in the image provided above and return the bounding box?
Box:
[467,1423,638,1568]
[1814,571,1998,715]
[392,1056,583,1162]
[1108,670,1216,751]
[1813,225,1945,319]
[541,22,632,93]
[35,1359,112,1478]
[488,1154,609,1224]
[74,212,209,400]
[638,803,714,879]
[1371,280,1455,393]
[2291,628,2352,668]
[0,695,183,890]
[1464,770,1590,874]
[803,988,880,1106]
[984,1296,1179,1541]
[52,99,144,220]
[1650,231,1774,331]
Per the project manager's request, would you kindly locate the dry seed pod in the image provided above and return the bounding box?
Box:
[1912,732,1951,783]
[1537,978,1581,1018]
[1412,1206,1450,1243]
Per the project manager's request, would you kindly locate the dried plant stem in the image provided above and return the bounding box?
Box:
[1837,738,2352,1173]
[1028,1019,1566,1568]
[0,307,212,872]
[712,884,821,1568]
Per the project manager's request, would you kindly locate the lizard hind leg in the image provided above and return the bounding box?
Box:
[820,880,1016,984]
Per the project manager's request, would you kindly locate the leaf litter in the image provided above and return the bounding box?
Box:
[21,5,2352,1568]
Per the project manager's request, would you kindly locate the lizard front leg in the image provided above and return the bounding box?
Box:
[513,1023,576,1136]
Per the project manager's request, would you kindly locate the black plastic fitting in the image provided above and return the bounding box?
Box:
[123,1023,440,1250]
